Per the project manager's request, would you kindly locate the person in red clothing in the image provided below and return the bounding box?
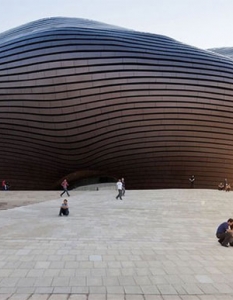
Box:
[2,180,7,190]
[60,179,70,197]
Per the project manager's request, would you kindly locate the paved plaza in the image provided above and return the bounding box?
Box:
[0,188,233,299]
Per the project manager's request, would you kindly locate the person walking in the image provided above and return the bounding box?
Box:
[60,179,70,197]
[116,179,123,200]
[122,178,126,196]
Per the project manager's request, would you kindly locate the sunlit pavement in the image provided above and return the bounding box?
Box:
[0,188,233,299]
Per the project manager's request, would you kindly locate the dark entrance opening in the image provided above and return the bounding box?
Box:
[70,176,116,190]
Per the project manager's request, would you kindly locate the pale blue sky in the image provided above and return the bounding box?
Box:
[0,0,232,49]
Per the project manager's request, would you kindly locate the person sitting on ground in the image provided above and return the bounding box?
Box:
[216,218,233,247]
[59,199,69,216]
[218,182,224,190]
[226,183,231,192]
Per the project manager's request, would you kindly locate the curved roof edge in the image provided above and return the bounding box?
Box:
[0,17,133,43]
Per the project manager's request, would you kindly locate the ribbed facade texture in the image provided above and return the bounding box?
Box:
[1,17,233,190]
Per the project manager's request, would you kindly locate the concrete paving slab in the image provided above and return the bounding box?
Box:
[1,189,233,299]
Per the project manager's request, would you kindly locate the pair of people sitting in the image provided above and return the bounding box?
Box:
[218,182,231,191]
[59,199,69,216]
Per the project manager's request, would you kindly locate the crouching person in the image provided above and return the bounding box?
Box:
[216,218,233,247]
[59,199,69,216]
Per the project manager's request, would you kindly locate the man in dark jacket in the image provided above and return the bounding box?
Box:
[216,218,233,247]
[59,199,69,216]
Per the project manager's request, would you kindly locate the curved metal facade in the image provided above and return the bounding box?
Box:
[1,17,233,190]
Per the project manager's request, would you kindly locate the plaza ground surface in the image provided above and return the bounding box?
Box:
[0,188,233,300]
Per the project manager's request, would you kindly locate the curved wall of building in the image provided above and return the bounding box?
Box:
[1,17,233,190]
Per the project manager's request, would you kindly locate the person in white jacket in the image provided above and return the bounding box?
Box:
[116,179,123,200]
